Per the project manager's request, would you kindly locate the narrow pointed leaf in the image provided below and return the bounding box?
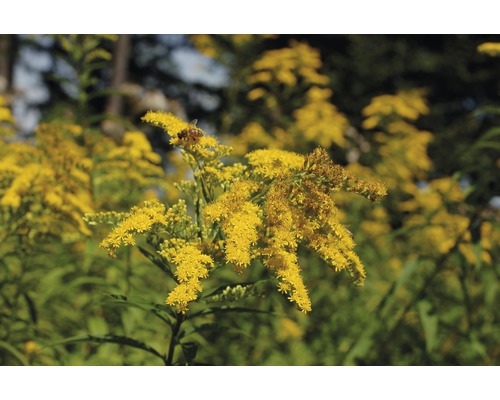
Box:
[47,335,165,362]
[137,246,177,282]
[104,293,176,323]
[0,341,29,366]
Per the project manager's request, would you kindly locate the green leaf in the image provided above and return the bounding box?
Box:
[0,340,29,366]
[181,341,198,365]
[473,105,500,117]
[47,335,165,362]
[187,306,274,321]
[469,127,500,152]
[137,246,177,282]
[182,322,218,338]
[88,317,109,335]
[469,332,488,359]
[22,292,38,324]
[104,293,175,325]
[395,258,419,291]
[417,300,439,353]
[343,337,375,365]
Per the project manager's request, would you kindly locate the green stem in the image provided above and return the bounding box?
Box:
[165,313,184,366]
[125,246,132,295]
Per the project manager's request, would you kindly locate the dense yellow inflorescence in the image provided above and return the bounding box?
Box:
[92,111,387,314]
[341,88,497,270]
[1,121,94,243]
[249,40,329,87]
[1,97,170,256]
[204,181,261,271]
[226,40,350,155]
[160,240,215,314]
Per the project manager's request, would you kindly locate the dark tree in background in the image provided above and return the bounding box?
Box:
[0,35,15,94]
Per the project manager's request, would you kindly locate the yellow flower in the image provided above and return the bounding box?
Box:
[276,317,304,342]
[247,71,273,84]
[222,201,261,270]
[204,181,261,270]
[247,87,267,101]
[477,42,500,57]
[362,89,429,127]
[161,241,214,313]
[266,249,312,313]
[96,113,389,314]
[246,148,304,179]
[293,96,348,148]
[1,164,40,209]
[141,111,198,146]
[99,199,167,257]
[249,40,329,87]
[190,34,218,58]
[228,122,276,156]
[23,341,41,356]
[0,95,15,137]
[0,107,14,123]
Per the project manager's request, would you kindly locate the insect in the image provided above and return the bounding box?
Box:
[177,119,204,144]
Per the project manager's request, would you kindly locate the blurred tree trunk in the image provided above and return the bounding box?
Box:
[102,34,131,141]
[106,34,131,117]
[0,35,14,94]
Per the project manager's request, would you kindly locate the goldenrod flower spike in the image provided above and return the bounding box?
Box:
[92,111,388,314]
[98,200,168,257]
[141,111,208,147]
[161,241,214,314]
[204,181,261,271]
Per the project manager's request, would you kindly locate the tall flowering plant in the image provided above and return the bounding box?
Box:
[85,111,387,364]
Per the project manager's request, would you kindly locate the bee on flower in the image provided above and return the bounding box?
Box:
[177,119,204,145]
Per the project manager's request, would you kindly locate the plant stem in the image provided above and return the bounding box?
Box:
[165,313,184,366]
[125,246,132,295]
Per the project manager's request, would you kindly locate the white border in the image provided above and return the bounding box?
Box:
[3,1,500,34]
[2,366,499,399]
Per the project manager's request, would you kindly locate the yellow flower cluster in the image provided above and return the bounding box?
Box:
[246,149,305,179]
[0,122,93,244]
[362,89,429,130]
[160,240,214,314]
[360,90,433,192]
[141,111,227,156]
[99,199,168,257]
[95,111,387,314]
[204,181,261,271]
[93,197,213,312]
[331,90,434,260]
[261,181,311,311]
[141,111,193,145]
[0,96,15,137]
[249,148,386,312]
[293,87,349,148]
[141,110,234,203]
[477,42,500,57]
[249,40,329,87]
[92,130,165,209]
[190,34,219,58]
[190,34,265,59]
[230,41,349,156]
[400,177,495,264]
[228,123,295,156]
